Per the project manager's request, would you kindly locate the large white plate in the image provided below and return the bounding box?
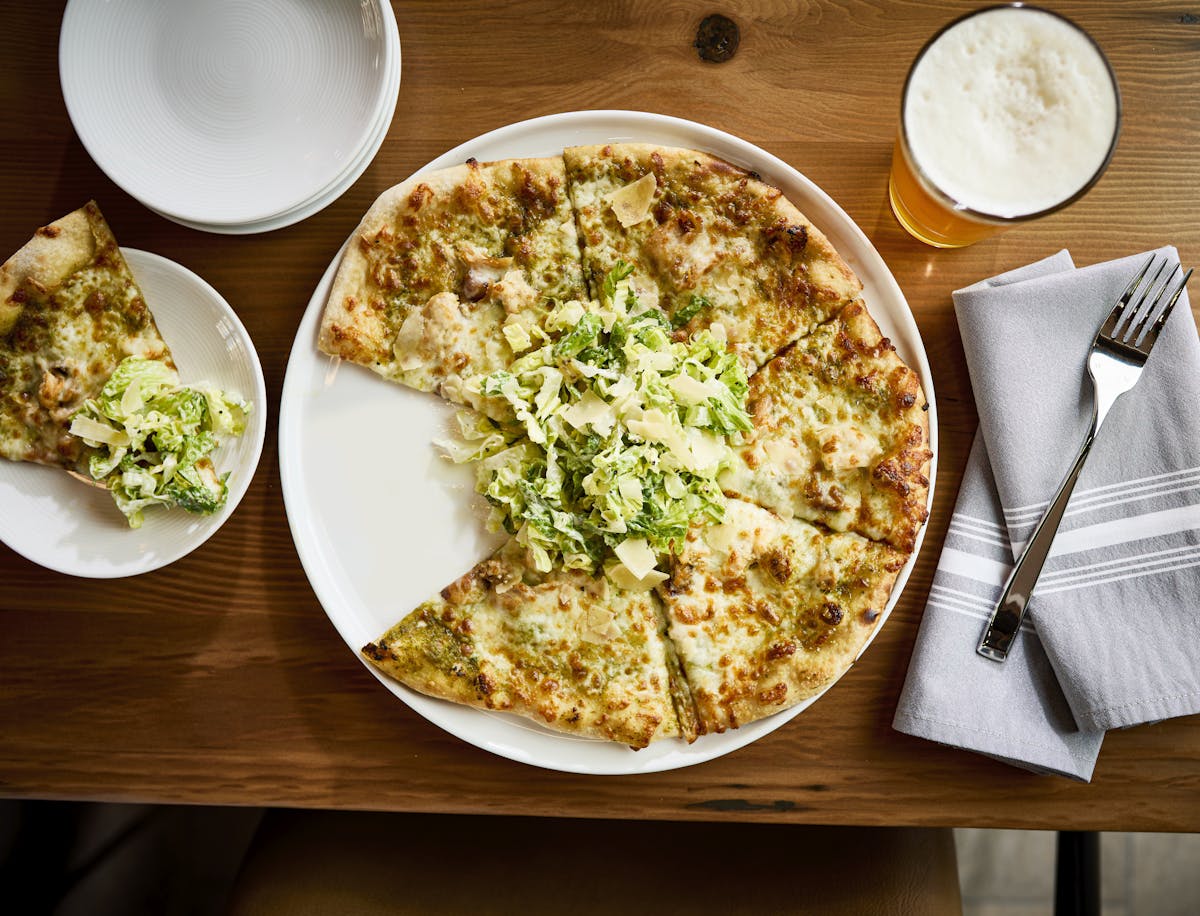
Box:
[0,249,267,577]
[278,111,939,774]
[60,0,395,225]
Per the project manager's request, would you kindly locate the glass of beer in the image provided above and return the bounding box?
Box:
[889,5,1121,248]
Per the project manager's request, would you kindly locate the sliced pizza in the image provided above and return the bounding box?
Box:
[363,538,699,748]
[0,202,173,469]
[564,143,862,371]
[720,300,932,552]
[319,156,587,418]
[657,498,906,735]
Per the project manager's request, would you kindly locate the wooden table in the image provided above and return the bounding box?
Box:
[3,1,1198,833]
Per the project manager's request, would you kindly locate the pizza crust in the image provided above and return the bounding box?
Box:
[721,299,933,551]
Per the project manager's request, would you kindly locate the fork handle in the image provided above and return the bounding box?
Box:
[977,426,1097,661]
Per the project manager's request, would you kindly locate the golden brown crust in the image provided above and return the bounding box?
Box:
[657,499,905,735]
[362,539,693,748]
[564,143,862,370]
[0,203,173,468]
[318,156,585,408]
[722,299,932,552]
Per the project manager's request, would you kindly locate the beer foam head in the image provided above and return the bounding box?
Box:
[904,7,1118,219]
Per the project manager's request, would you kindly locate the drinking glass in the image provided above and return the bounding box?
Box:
[889,5,1121,248]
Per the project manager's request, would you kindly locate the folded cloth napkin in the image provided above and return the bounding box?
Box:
[894,248,1200,780]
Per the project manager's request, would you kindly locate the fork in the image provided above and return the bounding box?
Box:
[977,255,1194,662]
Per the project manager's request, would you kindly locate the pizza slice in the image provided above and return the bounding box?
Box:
[362,538,699,748]
[0,202,173,470]
[564,143,862,371]
[719,300,932,552]
[657,498,906,735]
[319,156,588,419]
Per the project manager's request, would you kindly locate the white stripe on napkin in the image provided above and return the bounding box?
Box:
[1038,556,1200,595]
[927,598,1035,633]
[947,526,1010,549]
[1040,543,1200,583]
[1003,465,1200,521]
[954,513,1008,533]
[1009,502,1200,554]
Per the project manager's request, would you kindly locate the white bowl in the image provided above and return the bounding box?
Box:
[60,0,394,225]
[0,249,267,577]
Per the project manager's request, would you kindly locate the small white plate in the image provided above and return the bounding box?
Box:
[60,0,395,225]
[0,249,267,578]
[149,1,402,236]
[278,111,939,774]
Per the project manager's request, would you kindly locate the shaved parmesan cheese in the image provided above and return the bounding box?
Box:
[501,317,532,353]
[69,415,130,448]
[606,173,657,227]
[608,562,669,592]
[120,378,143,416]
[392,311,426,370]
[563,390,616,435]
[617,476,643,503]
[668,373,717,405]
[687,428,729,471]
[615,537,658,581]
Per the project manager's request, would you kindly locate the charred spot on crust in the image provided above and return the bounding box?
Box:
[820,603,844,626]
[762,548,792,584]
[757,682,788,705]
[765,221,809,256]
[362,642,394,662]
[36,225,61,239]
[474,672,495,697]
[766,641,797,660]
[407,183,434,211]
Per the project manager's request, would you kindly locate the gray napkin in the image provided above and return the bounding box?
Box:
[895,248,1200,779]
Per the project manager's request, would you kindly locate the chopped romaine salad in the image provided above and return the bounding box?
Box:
[69,357,250,528]
[441,262,751,589]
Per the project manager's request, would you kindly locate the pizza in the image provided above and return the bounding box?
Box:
[0,202,173,469]
[565,143,863,371]
[363,537,698,748]
[319,156,586,420]
[658,498,906,734]
[323,142,931,748]
[1,203,252,528]
[719,300,933,552]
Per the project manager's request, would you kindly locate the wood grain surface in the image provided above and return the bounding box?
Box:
[2,1,1199,831]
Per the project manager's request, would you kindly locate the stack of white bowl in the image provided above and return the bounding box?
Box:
[59,0,401,234]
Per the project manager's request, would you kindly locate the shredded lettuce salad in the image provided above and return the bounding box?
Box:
[69,357,250,528]
[441,262,751,590]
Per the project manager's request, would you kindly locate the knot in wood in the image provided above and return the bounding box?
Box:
[695,14,740,63]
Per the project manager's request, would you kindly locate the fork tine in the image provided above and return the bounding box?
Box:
[1102,254,1157,339]
[1127,262,1180,344]
[1137,267,1193,353]
[1117,258,1171,341]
